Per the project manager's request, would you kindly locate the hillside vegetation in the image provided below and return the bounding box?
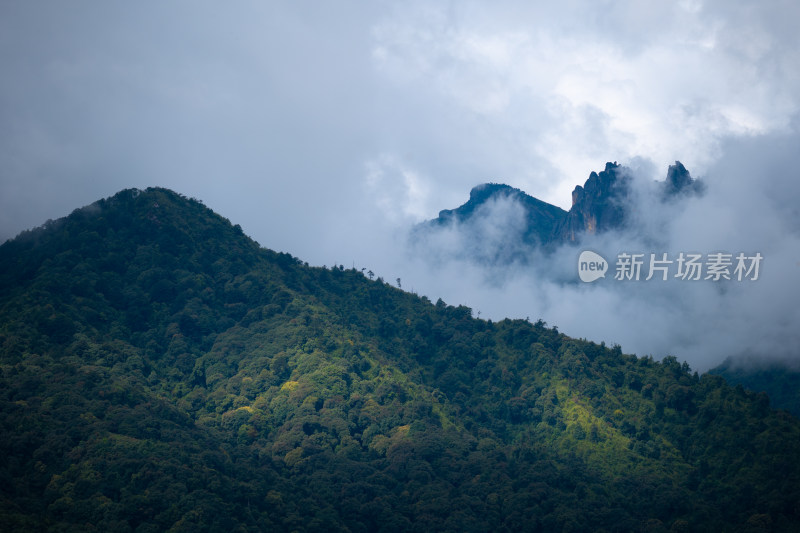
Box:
[1,188,798,532]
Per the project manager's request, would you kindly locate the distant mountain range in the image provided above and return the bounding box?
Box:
[1,187,799,531]
[417,161,703,257]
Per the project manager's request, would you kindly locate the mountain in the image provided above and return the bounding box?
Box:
[555,160,702,242]
[432,183,567,247]
[554,162,631,242]
[413,183,568,265]
[709,358,800,418]
[2,187,800,531]
[662,161,705,199]
[418,161,702,256]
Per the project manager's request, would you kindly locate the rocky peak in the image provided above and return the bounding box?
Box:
[468,183,517,203]
[557,162,630,242]
[662,161,704,198]
[416,160,704,256]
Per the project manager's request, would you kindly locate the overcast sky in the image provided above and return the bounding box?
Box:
[2,1,799,370]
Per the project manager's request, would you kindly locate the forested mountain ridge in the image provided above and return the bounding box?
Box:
[1,187,799,532]
[710,358,800,418]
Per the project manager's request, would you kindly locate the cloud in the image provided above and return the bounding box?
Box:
[368,0,800,206]
[395,133,800,371]
[1,1,799,371]
[365,155,432,223]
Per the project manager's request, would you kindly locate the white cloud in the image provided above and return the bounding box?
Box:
[400,129,800,371]
[365,155,432,223]
[368,0,800,203]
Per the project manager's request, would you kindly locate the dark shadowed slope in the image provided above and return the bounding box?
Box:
[710,357,800,418]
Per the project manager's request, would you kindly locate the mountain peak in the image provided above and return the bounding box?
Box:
[422,182,567,259]
[468,182,518,201]
[663,160,704,198]
[0,186,264,301]
[557,162,630,241]
[437,182,530,221]
[417,160,706,253]
[666,161,690,188]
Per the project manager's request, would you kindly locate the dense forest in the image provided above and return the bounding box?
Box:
[1,188,798,532]
[710,359,800,419]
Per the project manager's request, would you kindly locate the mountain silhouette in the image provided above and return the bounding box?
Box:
[417,161,703,262]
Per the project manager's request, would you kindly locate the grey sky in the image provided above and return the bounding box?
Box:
[2,1,798,370]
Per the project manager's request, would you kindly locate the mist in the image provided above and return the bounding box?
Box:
[353,130,800,373]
